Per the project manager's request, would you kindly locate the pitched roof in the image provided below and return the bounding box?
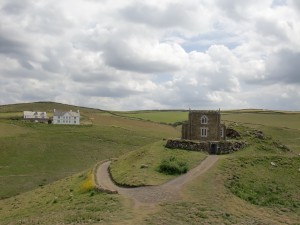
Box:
[53,110,80,117]
[23,111,48,118]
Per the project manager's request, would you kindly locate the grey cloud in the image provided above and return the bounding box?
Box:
[0,78,59,104]
[0,33,40,73]
[215,0,250,20]
[241,85,300,110]
[290,0,300,11]
[80,85,140,98]
[2,0,32,15]
[120,2,199,29]
[215,0,271,20]
[1,67,57,80]
[256,18,288,41]
[19,60,34,70]
[0,27,49,74]
[151,78,222,109]
[72,25,114,52]
[0,34,28,57]
[72,70,119,83]
[265,49,300,84]
[26,6,72,35]
[2,0,72,35]
[40,49,64,73]
[102,39,179,74]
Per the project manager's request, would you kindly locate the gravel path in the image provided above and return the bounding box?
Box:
[96,155,219,206]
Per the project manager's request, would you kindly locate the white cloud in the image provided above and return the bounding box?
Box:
[0,0,299,110]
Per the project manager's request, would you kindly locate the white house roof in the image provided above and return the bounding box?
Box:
[23,111,48,118]
[53,109,80,117]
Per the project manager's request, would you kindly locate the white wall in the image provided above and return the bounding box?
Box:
[52,112,80,125]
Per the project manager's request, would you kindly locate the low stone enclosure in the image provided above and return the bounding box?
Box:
[165,139,248,155]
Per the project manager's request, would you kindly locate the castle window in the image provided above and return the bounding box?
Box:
[200,127,208,137]
[201,115,208,124]
[220,127,224,137]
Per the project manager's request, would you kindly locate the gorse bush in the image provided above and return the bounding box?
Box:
[79,170,95,193]
[158,156,188,175]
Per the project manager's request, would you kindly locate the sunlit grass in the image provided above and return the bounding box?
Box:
[110,141,207,186]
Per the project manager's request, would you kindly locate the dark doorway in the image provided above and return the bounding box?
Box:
[210,143,218,154]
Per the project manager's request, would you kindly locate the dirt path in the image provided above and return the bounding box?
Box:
[96,155,219,207]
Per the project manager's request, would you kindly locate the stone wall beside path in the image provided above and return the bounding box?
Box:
[165,139,247,155]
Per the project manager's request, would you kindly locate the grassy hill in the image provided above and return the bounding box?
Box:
[0,102,179,199]
[0,101,103,113]
[0,103,299,224]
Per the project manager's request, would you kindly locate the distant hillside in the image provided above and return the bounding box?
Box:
[0,101,105,113]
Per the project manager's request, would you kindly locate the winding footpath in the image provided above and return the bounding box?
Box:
[96,155,219,207]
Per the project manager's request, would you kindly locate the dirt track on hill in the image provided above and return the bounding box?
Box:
[96,155,219,207]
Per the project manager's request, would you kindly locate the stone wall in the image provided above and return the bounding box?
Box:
[218,140,248,154]
[165,139,247,155]
[166,139,209,152]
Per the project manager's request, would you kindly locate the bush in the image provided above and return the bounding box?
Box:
[79,170,95,193]
[158,156,188,175]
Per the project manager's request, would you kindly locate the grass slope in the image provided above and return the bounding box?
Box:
[0,170,132,225]
[145,158,299,225]
[110,141,207,186]
[109,112,300,224]
[225,156,300,208]
[0,102,179,199]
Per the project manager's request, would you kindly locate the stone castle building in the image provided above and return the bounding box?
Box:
[182,110,226,142]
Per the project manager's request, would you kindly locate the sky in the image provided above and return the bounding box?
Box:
[0,0,300,110]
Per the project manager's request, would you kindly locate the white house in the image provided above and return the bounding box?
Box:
[52,109,80,125]
[23,111,48,122]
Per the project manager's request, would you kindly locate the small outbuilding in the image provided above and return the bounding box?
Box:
[23,111,48,123]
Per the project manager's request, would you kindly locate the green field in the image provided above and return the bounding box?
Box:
[0,103,299,224]
[115,110,188,124]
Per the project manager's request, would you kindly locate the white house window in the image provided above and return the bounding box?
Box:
[200,127,208,137]
[201,115,208,124]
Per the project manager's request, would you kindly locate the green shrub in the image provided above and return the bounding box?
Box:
[158,156,188,175]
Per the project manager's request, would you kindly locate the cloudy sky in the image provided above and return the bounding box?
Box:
[1,0,300,110]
